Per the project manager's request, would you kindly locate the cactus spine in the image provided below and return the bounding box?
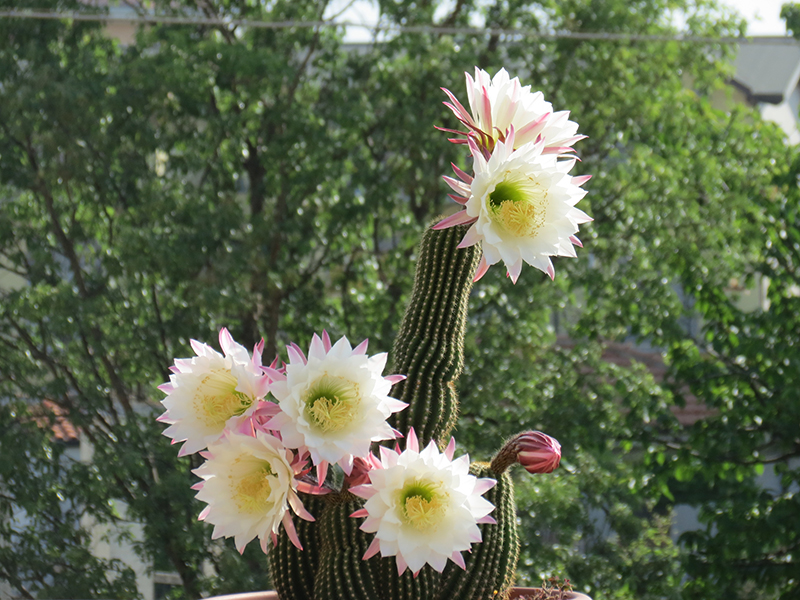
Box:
[388,222,480,446]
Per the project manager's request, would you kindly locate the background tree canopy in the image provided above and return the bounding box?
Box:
[0,0,798,599]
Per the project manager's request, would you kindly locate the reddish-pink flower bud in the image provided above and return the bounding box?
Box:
[490,430,562,475]
[344,454,382,489]
[516,431,561,474]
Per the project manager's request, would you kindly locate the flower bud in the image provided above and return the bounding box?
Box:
[516,431,561,474]
[490,430,561,475]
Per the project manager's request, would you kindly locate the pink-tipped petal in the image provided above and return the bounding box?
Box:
[218,327,234,349]
[473,478,497,495]
[442,175,469,194]
[507,259,523,284]
[572,174,592,186]
[282,512,303,550]
[316,461,329,487]
[545,261,556,281]
[473,254,490,282]
[309,333,325,358]
[477,514,498,525]
[286,343,307,365]
[451,162,473,184]
[434,210,476,231]
[189,339,206,355]
[353,338,369,355]
[363,537,382,560]
[447,193,469,205]
[289,492,315,521]
[435,125,470,136]
[350,508,370,518]
[385,374,406,385]
[450,551,467,570]
[480,85,492,134]
[542,146,577,155]
[349,484,378,499]
[569,235,583,248]
[505,123,516,150]
[407,428,419,453]
[441,87,476,127]
[262,366,286,382]
[445,437,456,461]
[321,330,332,352]
[296,480,331,495]
[457,226,482,249]
[396,553,409,576]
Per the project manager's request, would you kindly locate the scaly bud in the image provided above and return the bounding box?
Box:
[490,431,561,475]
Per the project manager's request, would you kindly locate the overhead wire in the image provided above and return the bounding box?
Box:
[0,7,797,44]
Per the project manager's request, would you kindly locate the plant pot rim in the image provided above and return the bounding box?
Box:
[510,587,592,600]
[204,588,592,600]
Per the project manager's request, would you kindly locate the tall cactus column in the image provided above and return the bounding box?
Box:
[388,222,480,447]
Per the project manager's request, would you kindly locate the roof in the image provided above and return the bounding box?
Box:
[31,400,80,444]
[557,337,715,426]
[733,37,800,104]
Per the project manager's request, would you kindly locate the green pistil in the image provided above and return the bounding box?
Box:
[489,180,526,207]
[304,375,359,433]
[487,176,548,238]
[398,480,448,530]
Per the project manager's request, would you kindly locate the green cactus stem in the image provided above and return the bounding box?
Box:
[269,493,325,600]
[388,222,480,446]
[313,494,380,600]
[434,462,519,600]
[371,552,442,600]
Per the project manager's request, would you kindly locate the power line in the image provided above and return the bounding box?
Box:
[0,8,796,44]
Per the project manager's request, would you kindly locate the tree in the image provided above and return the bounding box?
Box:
[0,0,792,598]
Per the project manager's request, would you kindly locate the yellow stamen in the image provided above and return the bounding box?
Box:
[489,176,548,238]
[307,395,355,432]
[399,479,449,530]
[197,370,253,428]
[234,464,275,514]
[403,494,447,529]
[304,375,360,433]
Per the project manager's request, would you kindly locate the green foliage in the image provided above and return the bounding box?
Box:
[0,0,796,598]
[782,2,800,38]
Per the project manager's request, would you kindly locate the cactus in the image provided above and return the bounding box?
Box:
[435,464,519,600]
[164,66,580,600]
[270,493,324,600]
[313,495,379,600]
[265,223,546,600]
[388,222,480,447]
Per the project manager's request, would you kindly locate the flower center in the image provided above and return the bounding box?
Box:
[488,176,548,238]
[304,375,360,433]
[197,370,253,428]
[234,463,276,514]
[399,480,448,530]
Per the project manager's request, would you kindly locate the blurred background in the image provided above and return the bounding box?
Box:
[1,1,799,599]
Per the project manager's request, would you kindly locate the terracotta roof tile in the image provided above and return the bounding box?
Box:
[557,337,716,426]
[31,401,80,444]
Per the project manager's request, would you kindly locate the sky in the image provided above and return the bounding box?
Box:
[325,0,791,42]
[721,0,788,35]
